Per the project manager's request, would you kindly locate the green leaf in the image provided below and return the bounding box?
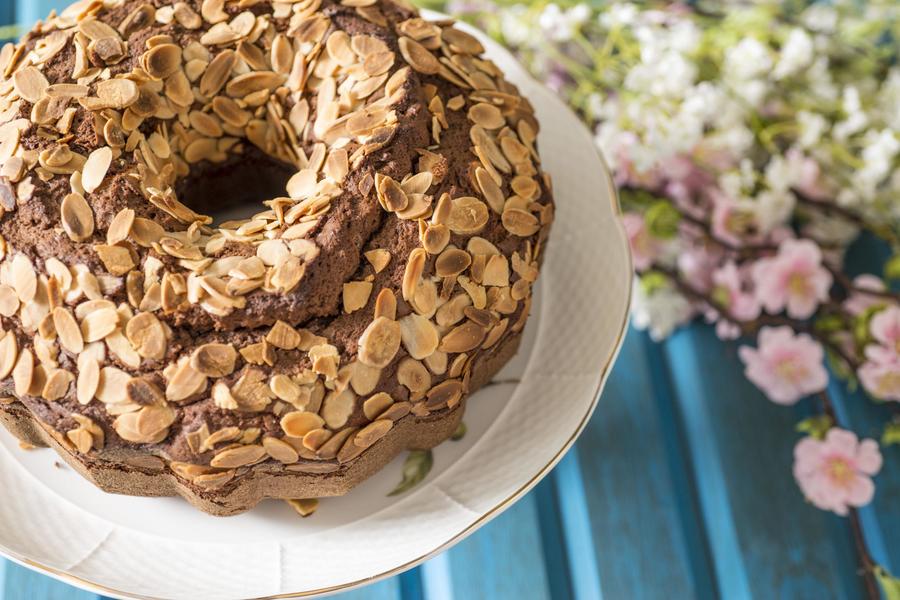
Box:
[876,566,900,600]
[814,314,844,334]
[886,254,900,281]
[645,201,682,239]
[640,271,670,295]
[451,421,467,441]
[388,449,433,497]
[883,423,900,447]
[796,415,833,440]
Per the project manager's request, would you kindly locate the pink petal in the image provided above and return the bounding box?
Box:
[855,440,883,475]
[845,475,875,507]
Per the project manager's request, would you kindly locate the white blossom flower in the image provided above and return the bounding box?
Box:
[801,4,838,32]
[599,3,637,28]
[797,111,828,148]
[725,37,772,81]
[631,279,694,342]
[499,5,533,46]
[773,28,814,79]
[539,3,590,42]
[754,189,796,233]
[853,128,900,199]
[833,86,868,140]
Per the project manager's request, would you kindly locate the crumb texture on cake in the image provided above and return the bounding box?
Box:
[0,0,553,514]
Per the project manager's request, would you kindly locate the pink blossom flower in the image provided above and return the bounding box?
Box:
[738,326,829,404]
[623,212,661,271]
[859,348,900,401]
[843,274,888,316]
[858,306,900,401]
[706,262,760,339]
[786,148,832,200]
[659,155,713,204]
[710,193,762,246]
[869,304,900,352]
[678,245,721,293]
[793,428,882,516]
[752,239,833,319]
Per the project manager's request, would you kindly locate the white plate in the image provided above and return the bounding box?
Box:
[0,12,632,599]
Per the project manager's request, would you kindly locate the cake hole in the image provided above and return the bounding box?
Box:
[176,148,296,226]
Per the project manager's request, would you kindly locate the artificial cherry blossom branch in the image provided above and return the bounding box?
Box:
[649,264,862,371]
[816,393,881,600]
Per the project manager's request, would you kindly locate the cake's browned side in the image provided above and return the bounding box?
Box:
[0,331,519,516]
[0,0,552,516]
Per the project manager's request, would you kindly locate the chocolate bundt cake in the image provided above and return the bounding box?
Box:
[0,0,553,515]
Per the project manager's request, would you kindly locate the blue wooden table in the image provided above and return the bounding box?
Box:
[1,1,897,598]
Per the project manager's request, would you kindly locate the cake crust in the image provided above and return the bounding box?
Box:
[0,0,552,515]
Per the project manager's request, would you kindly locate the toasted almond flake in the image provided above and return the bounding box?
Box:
[95,78,139,109]
[166,359,207,403]
[60,192,95,242]
[468,103,505,129]
[376,175,408,212]
[13,67,49,103]
[210,444,266,468]
[322,388,356,429]
[439,321,486,354]
[125,312,166,359]
[398,37,440,75]
[397,358,431,393]
[399,314,439,360]
[435,247,472,277]
[201,0,229,24]
[358,316,401,368]
[343,281,373,314]
[286,498,318,517]
[52,307,84,354]
[363,392,393,420]
[0,285,18,317]
[11,254,36,303]
[190,343,236,377]
[271,34,293,74]
[107,208,135,245]
[143,44,182,79]
[67,427,93,453]
[43,369,74,401]
[94,244,134,275]
[96,366,131,405]
[476,167,505,214]
[266,320,301,350]
[80,307,119,342]
[354,419,392,448]
[0,332,18,380]
[364,249,391,273]
[263,436,300,464]
[12,348,33,397]
[124,378,164,407]
[82,147,113,194]
[281,411,325,438]
[402,248,427,301]
[426,379,463,410]
[501,208,540,237]
[447,196,489,234]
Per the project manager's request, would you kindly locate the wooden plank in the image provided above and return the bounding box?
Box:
[827,379,900,575]
[837,234,900,575]
[574,330,711,599]
[3,562,97,600]
[440,491,552,599]
[337,576,403,600]
[663,325,866,599]
[532,475,574,599]
[419,550,454,600]
[550,453,604,600]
